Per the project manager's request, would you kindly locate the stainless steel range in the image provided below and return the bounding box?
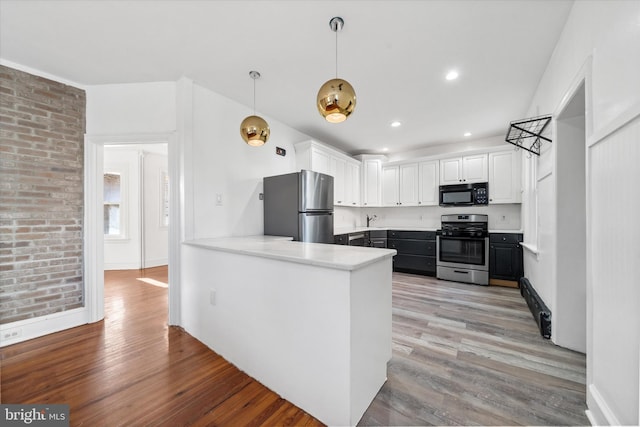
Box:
[436,214,489,285]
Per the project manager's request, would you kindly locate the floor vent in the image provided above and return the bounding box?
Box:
[520,277,551,339]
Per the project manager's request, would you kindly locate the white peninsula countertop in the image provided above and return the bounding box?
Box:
[180,235,395,426]
[184,235,396,270]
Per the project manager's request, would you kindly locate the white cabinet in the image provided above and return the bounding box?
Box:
[418,160,439,206]
[381,165,399,206]
[382,163,421,206]
[361,158,382,207]
[488,150,521,204]
[345,162,361,206]
[310,147,331,176]
[440,154,488,184]
[295,140,361,207]
[331,156,346,205]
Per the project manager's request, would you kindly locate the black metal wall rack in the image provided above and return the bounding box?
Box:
[505,115,552,156]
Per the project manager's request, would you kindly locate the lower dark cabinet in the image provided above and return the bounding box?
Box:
[389,230,436,276]
[489,233,523,287]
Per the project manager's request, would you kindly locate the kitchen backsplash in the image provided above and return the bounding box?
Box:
[334,204,522,231]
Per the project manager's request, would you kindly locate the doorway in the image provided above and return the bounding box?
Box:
[555,82,587,353]
[103,144,169,270]
[84,132,179,325]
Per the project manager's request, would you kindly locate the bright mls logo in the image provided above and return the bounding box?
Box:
[1,404,69,426]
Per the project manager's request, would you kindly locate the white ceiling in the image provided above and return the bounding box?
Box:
[0,0,574,155]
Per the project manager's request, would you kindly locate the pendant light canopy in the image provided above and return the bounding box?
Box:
[317,17,356,123]
[240,71,270,146]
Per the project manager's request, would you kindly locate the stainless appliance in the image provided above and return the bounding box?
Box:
[436,214,489,285]
[439,182,488,206]
[263,170,334,243]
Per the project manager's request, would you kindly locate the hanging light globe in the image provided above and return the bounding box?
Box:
[240,115,270,146]
[316,17,357,123]
[239,71,269,146]
[317,78,356,123]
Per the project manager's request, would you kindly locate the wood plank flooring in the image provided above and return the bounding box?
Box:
[0,267,322,426]
[359,272,589,426]
[1,268,588,426]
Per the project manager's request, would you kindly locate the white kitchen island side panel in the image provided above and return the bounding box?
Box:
[180,243,392,426]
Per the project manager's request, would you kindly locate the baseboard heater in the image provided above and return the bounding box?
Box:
[519,277,551,339]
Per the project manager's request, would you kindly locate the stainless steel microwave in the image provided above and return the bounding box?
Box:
[439,182,488,206]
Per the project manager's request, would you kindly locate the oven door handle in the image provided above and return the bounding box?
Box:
[438,236,487,240]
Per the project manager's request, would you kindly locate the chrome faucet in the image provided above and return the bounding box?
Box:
[366,214,377,227]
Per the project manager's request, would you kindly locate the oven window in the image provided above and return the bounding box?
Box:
[439,237,485,265]
[442,190,472,204]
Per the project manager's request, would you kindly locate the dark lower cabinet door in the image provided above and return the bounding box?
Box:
[489,244,523,281]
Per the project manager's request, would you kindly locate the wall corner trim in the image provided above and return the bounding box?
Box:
[587,383,622,426]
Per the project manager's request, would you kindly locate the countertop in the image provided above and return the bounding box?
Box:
[334,226,523,235]
[184,235,397,271]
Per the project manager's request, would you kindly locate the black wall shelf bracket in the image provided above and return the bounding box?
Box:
[505,114,552,156]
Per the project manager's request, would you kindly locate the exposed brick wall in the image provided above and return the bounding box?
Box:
[0,65,86,324]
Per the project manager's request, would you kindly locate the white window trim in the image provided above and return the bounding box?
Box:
[103,166,129,241]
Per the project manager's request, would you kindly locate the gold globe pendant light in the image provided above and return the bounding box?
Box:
[317,17,356,123]
[240,71,270,146]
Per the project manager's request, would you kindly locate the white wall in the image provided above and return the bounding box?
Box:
[186,81,309,239]
[359,204,521,231]
[86,82,176,134]
[522,1,640,424]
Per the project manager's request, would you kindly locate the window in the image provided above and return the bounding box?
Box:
[104,172,122,236]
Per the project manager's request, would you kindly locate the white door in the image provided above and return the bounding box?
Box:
[440,157,462,184]
[382,166,399,206]
[462,154,488,183]
[419,160,439,205]
[399,163,419,206]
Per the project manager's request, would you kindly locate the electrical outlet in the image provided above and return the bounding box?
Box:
[209,289,216,306]
[215,194,223,206]
[2,328,22,340]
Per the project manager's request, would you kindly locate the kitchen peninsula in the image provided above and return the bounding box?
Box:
[181,236,397,426]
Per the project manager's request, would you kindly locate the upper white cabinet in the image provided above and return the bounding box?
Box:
[381,165,400,206]
[440,154,488,184]
[488,150,521,204]
[418,160,439,206]
[346,162,361,206]
[360,156,383,207]
[382,162,433,206]
[295,140,361,207]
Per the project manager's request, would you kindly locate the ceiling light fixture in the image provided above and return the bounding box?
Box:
[240,71,270,146]
[390,121,402,128]
[446,70,459,81]
[317,17,356,123]
[464,132,472,137]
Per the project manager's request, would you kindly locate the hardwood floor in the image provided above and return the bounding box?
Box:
[1,268,588,426]
[359,272,589,426]
[0,267,322,426]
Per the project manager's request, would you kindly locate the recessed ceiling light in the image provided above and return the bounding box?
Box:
[382,147,389,152]
[446,70,459,81]
[390,121,402,128]
[464,132,472,137]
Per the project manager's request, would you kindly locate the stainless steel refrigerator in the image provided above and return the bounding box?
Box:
[263,170,334,243]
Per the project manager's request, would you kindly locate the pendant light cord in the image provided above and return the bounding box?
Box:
[335,29,339,78]
[253,78,256,115]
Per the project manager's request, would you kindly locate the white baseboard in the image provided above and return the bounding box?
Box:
[104,261,140,270]
[144,258,168,268]
[0,307,91,347]
[587,383,621,426]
